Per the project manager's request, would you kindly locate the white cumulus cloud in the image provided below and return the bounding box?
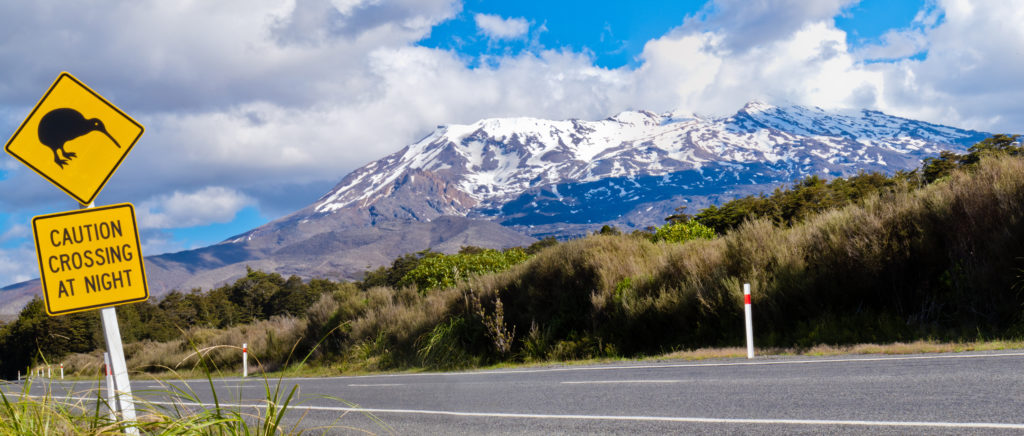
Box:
[474,13,530,39]
[0,244,36,285]
[137,187,254,229]
[2,0,1024,289]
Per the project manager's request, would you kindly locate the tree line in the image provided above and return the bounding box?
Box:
[0,268,329,377]
[678,134,1022,233]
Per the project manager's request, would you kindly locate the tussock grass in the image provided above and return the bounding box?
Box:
[289,156,1024,371]
[62,317,308,378]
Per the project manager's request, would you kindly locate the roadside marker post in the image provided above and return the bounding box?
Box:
[243,343,248,378]
[60,363,64,380]
[103,352,116,421]
[744,283,754,359]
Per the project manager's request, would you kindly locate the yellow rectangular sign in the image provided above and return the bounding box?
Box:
[5,72,144,205]
[32,203,149,316]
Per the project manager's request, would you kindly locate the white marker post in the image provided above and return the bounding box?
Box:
[242,343,248,378]
[103,352,116,421]
[17,370,20,382]
[744,283,754,359]
[60,363,64,380]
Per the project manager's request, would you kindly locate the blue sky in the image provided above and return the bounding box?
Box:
[421,0,926,68]
[2,0,1023,287]
[420,1,712,69]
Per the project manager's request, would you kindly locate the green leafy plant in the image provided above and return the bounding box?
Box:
[652,220,717,243]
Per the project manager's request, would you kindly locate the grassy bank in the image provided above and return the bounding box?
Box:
[323,154,1024,369]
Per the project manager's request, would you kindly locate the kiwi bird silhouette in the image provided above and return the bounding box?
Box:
[37,108,121,168]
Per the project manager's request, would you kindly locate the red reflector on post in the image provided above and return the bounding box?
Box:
[744,294,751,305]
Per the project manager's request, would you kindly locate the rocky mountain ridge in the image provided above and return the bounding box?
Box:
[278,101,989,237]
[0,102,992,315]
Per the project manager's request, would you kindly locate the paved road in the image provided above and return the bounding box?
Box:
[6,350,1024,434]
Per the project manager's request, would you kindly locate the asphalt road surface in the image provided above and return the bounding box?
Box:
[6,350,1024,435]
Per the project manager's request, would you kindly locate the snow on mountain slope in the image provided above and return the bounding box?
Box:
[5,101,992,307]
[307,101,989,235]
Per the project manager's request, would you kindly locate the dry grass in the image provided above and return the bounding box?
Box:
[61,316,308,378]
[653,339,1024,361]
[796,339,1024,356]
[659,347,750,361]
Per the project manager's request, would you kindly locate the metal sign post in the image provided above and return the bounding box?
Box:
[79,201,138,434]
[101,306,137,429]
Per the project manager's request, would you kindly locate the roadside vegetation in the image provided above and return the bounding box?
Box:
[0,350,388,435]
[2,135,1023,380]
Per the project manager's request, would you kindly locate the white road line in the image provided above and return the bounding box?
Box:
[41,395,1024,430]
[561,380,684,384]
[348,383,404,387]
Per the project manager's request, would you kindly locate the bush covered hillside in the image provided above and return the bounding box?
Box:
[2,135,1024,376]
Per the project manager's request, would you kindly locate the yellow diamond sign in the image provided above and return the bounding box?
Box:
[32,203,149,316]
[5,72,144,205]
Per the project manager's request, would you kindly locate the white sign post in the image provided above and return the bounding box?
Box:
[101,306,137,433]
[72,198,139,434]
[744,283,754,359]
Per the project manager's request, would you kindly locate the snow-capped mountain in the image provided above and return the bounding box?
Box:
[0,101,994,312]
[302,101,989,237]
